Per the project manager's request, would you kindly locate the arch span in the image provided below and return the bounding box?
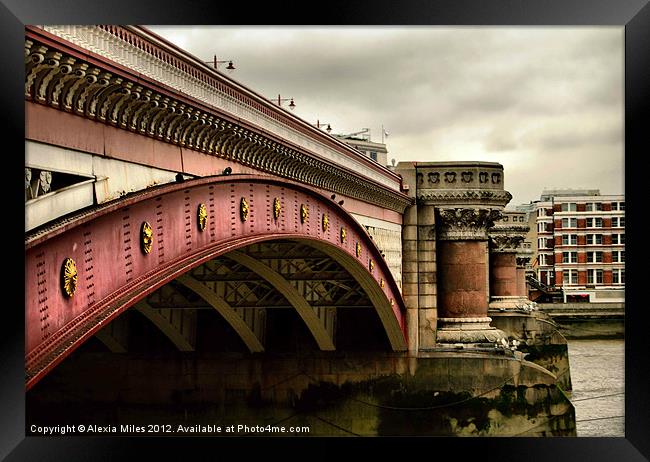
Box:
[25,175,407,389]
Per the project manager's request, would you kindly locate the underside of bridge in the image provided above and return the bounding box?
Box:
[72,239,391,356]
[27,238,402,431]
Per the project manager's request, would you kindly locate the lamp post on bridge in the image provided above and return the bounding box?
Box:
[268,95,296,110]
[204,55,236,73]
[314,120,332,134]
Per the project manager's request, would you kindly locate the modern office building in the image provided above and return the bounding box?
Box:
[532,189,625,303]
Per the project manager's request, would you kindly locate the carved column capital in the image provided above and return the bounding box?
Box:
[435,207,502,241]
[489,234,525,253]
[516,256,532,267]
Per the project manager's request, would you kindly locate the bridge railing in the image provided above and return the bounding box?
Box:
[35,25,402,192]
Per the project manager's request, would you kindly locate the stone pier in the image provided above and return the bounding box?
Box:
[488,219,532,309]
[397,162,513,346]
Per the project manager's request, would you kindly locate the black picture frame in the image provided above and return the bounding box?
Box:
[3,0,648,459]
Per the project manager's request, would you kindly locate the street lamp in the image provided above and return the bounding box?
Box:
[204,55,235,73]
[314,119,332,134]
[268,94,295,110]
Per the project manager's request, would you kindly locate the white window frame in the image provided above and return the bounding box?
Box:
[563,269,578,285]
[587,269,604,284]
[612,269,625,284]
[586,234,603,245]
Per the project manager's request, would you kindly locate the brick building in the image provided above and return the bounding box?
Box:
[533,189,625,303]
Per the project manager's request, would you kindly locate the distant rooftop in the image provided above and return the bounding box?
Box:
[514,203,536,213]
[540,189,600,200]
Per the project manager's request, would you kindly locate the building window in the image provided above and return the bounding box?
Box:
[587,269,604,284]
[539,270,554,285]
[562,234,578,245]
[538,222,546,232]
[612,217,625,228]
[586,217,603,228]
[561,203,577,212]
[370,151,378,161]
[613,202,625,211]
[563,251,578,263]
[612,269,625,284]
[586,202,602,211]
[563,269,578,285]
[562,218,577,228]
[612,251,625,263]
[612,233,625,245]
[587,251,603,263]
[586,234,603,245]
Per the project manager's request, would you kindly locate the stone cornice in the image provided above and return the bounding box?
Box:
[24,37,413,213]
[435,208,503,241]
[417,189,512,207]
[490,224,530,234]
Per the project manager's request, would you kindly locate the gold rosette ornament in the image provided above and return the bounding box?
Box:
[240,197,249,221]
[197,203,208,231]
[300,204,309,224]
[61,257,78,298]
[141,221,153,254]
[356,242,362,258]
[322,214,329,232]
[273,197,281,221]
[340,227,346,243]
[369,259,374,271]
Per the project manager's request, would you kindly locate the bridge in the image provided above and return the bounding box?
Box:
[25,25,575,436]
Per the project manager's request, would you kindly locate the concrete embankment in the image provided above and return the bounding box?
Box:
[27,349,575,436]
[537,303,624,339]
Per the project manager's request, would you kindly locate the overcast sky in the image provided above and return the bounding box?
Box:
[147,26,624,207]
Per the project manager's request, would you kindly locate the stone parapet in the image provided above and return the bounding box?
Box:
[415,162,505,191]
[415,162,511,208]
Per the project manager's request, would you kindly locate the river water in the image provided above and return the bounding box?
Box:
[567,339,625,437]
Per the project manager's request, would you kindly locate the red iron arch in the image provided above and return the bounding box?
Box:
[25,175,407,390]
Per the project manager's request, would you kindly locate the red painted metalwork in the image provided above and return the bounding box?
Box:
[25,175,407,390]
[25,103,404,225]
